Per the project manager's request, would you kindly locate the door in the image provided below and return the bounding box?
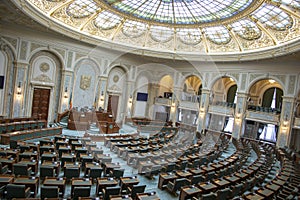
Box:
[107,95,119,119]
[31,88,50,121]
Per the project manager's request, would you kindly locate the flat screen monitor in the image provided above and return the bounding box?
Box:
[136,92,148,101]
[0,76,4,89]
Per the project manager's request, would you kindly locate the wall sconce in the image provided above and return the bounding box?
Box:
[129,95,133,104]
[63,87,68,98]
[16,82,22,96]
[282,114,289,128]
[100,91,104,102]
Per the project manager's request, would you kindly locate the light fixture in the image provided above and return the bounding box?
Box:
[282,114,289,127]
[269,79,275,84]
[100,91,104,101]
[229,77,234,82]
[63,87,68,98]
[16,82,22,95]
[129,95,133,104]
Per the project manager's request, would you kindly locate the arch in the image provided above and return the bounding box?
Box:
[28,50,63,122]
[247,76,285,94]
[74,58,101,75]
[29,47,65,69]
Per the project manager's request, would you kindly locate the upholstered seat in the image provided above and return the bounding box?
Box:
[12,163,32,176]
[126,184,146,200]
[72,186,91,200]
[166,178,190,196]
[102,186,121,200]
[40,166,56,179]
[40,185,59,200]
[6,184,31,200]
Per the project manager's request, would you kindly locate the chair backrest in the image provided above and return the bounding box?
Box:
[103,186,121,200]
[231,183,243,197]
[217,187,231,199]
[131,185,146,199]
[174,178,189,191]
[10,140,18,149]
[73,186,91,200]
[202,192,217,200]
[41,186,59,200]
[64,167,80,179]
[191,174,205,185]
[88,167,103,178]
[6,184,27,199]
[12,163,30,176]
[40,166,55,179]
[112,169,124,179]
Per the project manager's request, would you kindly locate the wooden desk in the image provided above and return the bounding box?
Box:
[265,183,282,192]
[18,159,38,175]
[103,162,121,174]
[136,192,160,200]
[188,168,205,175]
[234,171,249,180]
[96,177,118,195]
[120,176,139,190]
[179,185,202,200]
[13,176,39,197]
[224,175,240,183]
[256,188,274,199]
[41,152,57,163]
[84,162,102,177]
[201,165,215,173]
[43,177,66,196]
[42,160,60,176]
[158,172,177,189]
[176,170,193,178]
[110,195,132,200]
[197,182,217,194]
[0,175,14,186]
[244,193,265,200]
[71,178,92,195]
[212,178,231,189]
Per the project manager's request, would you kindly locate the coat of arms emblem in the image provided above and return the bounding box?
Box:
[80,75,91,90]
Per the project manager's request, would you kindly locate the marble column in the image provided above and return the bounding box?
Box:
[232,92,248,139]
[147,83,160,119]
[99,76,108,111]
[197,89,210,132]
[13,61,29,117]
[277,96,295,148]
[59,70,73,112]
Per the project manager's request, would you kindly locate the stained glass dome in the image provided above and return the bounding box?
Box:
[12,0,300,61]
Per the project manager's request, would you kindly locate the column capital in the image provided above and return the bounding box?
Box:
[13,61,29,69]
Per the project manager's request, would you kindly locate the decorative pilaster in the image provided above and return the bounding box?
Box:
[60,70,73,112]
[147,83,160,119]
[99,76,108,111]
[13,61,29,117]
[232,92,248,139]
[277,96,295,148]
[169,86,181,125]
[197,89,210,132]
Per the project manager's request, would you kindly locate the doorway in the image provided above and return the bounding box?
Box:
[108,95,119,119]
[31,88,50,121]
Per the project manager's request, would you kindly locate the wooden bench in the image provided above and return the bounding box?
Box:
[0,127,62,144]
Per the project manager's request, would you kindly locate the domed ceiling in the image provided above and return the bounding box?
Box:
[13,0,300,61]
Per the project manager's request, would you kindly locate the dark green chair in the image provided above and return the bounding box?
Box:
[12,163,32,176]
[72,186,91,200]
[102,186,121,200]
[166,178,190,196]
[127,184,146,200]
[39,166,56,179]
[40,185,59,200]
[6,184,31,200]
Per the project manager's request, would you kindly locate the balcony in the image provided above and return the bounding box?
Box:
[245,110,280,124]
[154,97,172,106]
